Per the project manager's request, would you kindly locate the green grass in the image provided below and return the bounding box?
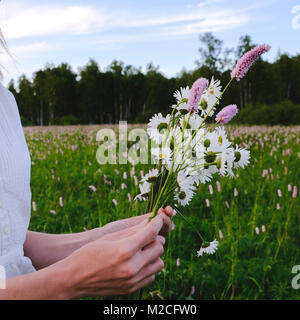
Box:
[25,125,300,300]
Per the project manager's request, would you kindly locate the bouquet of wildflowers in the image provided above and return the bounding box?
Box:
[135,44,270,257]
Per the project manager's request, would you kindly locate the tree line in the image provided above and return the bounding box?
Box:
[7,33,300,126]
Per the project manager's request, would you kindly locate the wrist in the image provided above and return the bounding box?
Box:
[46,255,80,299]
[87,227,104,242]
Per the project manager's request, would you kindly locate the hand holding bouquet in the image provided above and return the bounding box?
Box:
[135,44,271,257]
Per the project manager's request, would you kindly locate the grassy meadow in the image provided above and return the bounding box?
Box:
[24,125,300,300]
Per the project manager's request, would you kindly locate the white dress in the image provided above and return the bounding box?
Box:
[0,82,36,279]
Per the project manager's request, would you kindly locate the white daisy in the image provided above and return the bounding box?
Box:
[190,169,213,185]
[173,86,190,103]
[147,113,170,144]
[224,149,235,177]
[177,171,195,190]
[216,149,235,177]
[141,168,160,183]
[180,113,204,131]
[197,239,219,257]
[199,77,222,117]
[172,86,190,114]
[233,145,251,169]
[207,127,231,153]
[163,126,182,152]
[174,186,195,206]
[134,181,151,201]
[151,147,172,163]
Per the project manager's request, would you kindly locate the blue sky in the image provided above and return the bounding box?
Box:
[0,0,299,85]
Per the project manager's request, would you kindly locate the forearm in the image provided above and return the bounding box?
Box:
[0,257,75,300]
[24,228,103,270]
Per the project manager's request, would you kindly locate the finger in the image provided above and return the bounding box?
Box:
[142,235,165,251]
[102,213,152,235]
[129,258,164,285]
[137,238,164,268]
[157,210,173,236]
[117,213,152,229]
[102,217,150,241]
[163,206,174,218]
[129,213,165,251]
[130,274,156,293]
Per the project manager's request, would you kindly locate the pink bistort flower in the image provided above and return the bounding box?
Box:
[292,186,298,198]
[215,104,238,124]
[188,78,209,113]
[231,44,271,81]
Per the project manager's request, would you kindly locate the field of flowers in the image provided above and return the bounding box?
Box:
[24,125,300,300]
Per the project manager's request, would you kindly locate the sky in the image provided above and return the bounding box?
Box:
[0,0,299,85]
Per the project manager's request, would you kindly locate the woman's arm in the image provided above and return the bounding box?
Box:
[24,207,174,270]
[24,228,103,270]
[1,212,170,300]
[0,253,74,299]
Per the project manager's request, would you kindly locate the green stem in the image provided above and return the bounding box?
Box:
[175,207,205,243]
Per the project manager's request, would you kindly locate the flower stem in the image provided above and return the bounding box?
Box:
[174,207,205,244]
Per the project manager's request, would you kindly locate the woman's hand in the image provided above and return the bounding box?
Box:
[100,206,175,237]
[63,211,172,298]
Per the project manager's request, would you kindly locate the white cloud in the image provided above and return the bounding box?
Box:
[197,0,222,8]
[0,0,258,84]
[1,2,110,39]
[163,10,250,35]
[0,0,252,41]
[10,42,51,56]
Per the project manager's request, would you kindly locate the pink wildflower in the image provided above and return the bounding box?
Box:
[130,166,135,177]
[188,78,209,113]
[157,292,164,300]
[88,185,96,192]
[231,44,271,81]
[205,199,210,207]
[190,285,195,296]
[292,186,298,198]
[50,210,56,215]
[234,187,238,197]
[32,201,37,212]
[216,181,221,192]
[59,197,63,207]
[255,227,260,235]
[112,199,118,206]
[215,104,238,124]
[276,203,280,210]
[208,184,214,195]
[219,229,224,239]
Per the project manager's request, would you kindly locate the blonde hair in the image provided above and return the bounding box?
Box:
[0,28,12,79]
